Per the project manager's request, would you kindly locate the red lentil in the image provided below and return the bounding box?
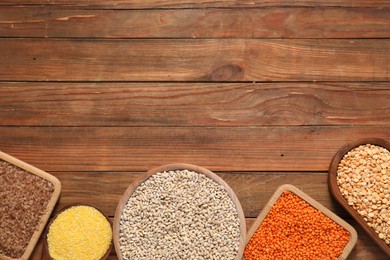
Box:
[244,191,350,260]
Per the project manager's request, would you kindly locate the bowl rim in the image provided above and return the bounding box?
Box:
[42,204,113,260]
[245,184,358,260]
[113,163,246,260]
[328,138,390,256]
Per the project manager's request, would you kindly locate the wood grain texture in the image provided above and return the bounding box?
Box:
[1,39,389,82]
[1,0,390,9]
[0,126,388,172]
[29,238,43,260]
[1,0,389,259]
[1,7,390,38]
[1,82,390,127]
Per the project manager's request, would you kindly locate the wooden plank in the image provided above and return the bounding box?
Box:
[29,237,44,260]
[1,39,389,82]
[1,0,390,9]
[0,126,388,172]
[1,82,390,127]
[1,7,390,38]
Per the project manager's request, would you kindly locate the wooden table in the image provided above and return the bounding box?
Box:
[0,1,389,259]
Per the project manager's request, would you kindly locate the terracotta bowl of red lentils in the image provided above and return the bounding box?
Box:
[329,138,390,257]
[114,163,246,260]
[42,204,113,260]
[245,184,357,260]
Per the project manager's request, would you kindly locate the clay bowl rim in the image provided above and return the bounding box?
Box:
[113,163,246,260]
[328,138,390,256]
[42,203,113,260]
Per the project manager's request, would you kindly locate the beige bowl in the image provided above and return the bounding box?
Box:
[114,163,246,260]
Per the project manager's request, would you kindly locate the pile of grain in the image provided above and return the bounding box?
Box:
[119,169,241,259]
[47,205,112,260]
[244,191,350,259]
[0,160,54,258]
[337,144,390,244]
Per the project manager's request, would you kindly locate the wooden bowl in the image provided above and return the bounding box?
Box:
[0,151,61,260]
[329,138,390,256]
[42,204,113,260]
[246,184,357,260]
[114,163,246,260]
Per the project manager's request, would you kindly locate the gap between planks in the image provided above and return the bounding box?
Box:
[1,1,390,9]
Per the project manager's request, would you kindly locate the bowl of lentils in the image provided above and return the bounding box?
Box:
[114,163,246,260]
[329,138,390,256]
[245,184,357,259]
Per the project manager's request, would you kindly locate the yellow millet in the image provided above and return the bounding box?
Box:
[47,205,112,260]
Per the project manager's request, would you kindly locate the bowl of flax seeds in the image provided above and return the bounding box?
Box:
[0,151,61,260]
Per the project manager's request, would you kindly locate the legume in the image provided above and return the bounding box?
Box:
[47,205,112,260]
[244,191,350,259]
[119,169,241,259]
[337,144,390,244]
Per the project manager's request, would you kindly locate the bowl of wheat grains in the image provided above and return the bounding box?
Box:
[113,163,246,260]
